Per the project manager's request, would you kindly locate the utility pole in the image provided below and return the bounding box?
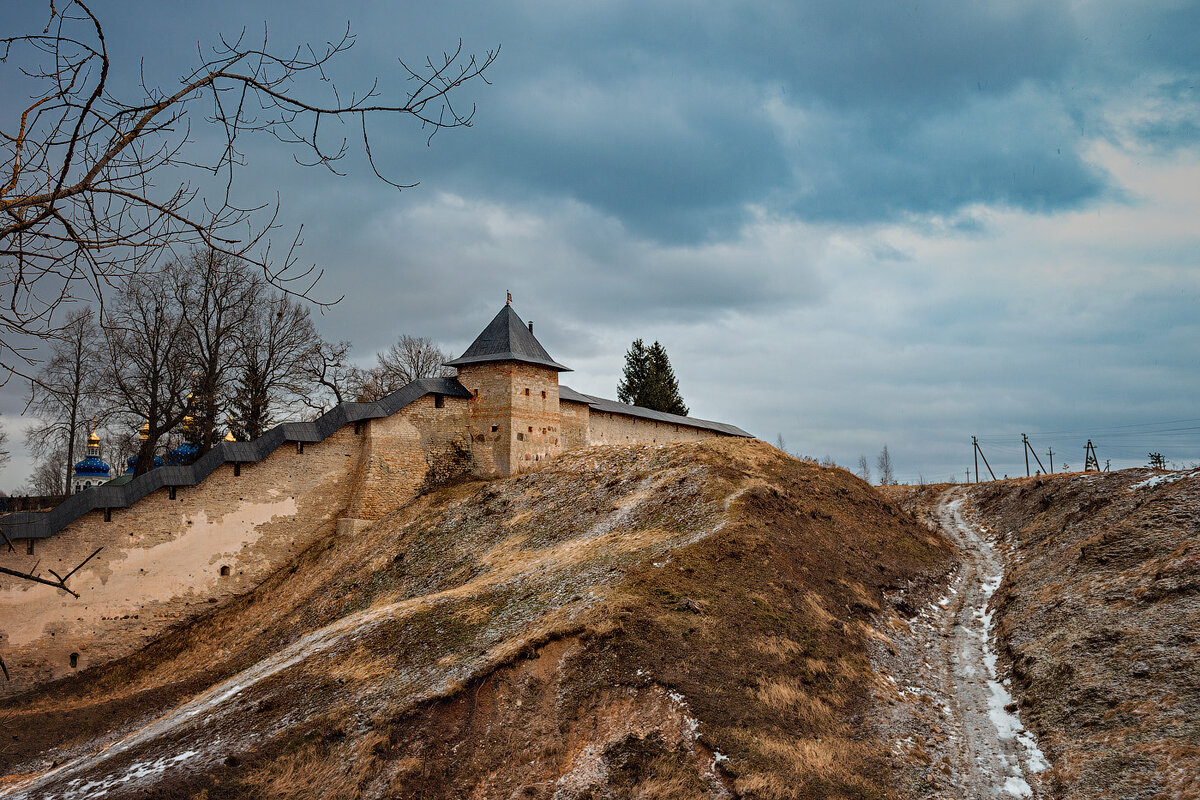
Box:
[1084,440,1100,472]
[1023,434,1047,475]
[1047,447,1054,474]
[966,468,971,483]
[1023,433,1030,477]
[972,436,997,481]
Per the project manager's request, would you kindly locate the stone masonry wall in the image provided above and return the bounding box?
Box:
[348,395,474,519]
[585,410,722,446]
[456,363,562,476]
[559,399,591,450]
[0,426,365,698]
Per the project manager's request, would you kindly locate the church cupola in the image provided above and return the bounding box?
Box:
[71,423,113,493]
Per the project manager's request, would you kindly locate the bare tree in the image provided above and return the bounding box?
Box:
[24,307,99,489]
[876,445,896,486]
[97,270,192,475]
[857,455,872,484]
[25,454,68,495]
[299,338,357,413]
[355,334,452,401]
[0,1,497,376]
[231,292,317,439]
[176,249,258,454]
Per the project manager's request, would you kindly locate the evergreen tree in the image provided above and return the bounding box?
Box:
[617,339,688,415]
[617,339,650,405]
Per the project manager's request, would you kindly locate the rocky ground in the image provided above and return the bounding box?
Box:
[880,468,1200,800]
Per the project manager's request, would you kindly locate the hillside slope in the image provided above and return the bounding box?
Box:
[0,439,950,800]
[970,469,1200,800]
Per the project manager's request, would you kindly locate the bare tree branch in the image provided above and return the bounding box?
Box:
[0,1,498,377]
[0,546,102,598]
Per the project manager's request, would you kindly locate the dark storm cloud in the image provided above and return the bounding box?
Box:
[3,1,1199,489]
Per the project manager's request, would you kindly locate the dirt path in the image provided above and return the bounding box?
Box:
[879,487,1050,798]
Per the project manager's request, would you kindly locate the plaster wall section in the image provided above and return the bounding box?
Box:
[0,427,363,698]
[585,410,722,447]
[347,395,474,519]
[559,399,591,451]
[457,363,562,476]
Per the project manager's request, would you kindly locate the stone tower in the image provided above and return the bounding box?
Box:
[446,302,570,476]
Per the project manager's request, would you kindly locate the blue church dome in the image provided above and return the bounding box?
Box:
[124,455,166,474]
[73,455,112,477]
[165,442,199,466]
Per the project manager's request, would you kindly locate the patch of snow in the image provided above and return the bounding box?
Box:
[1130,469,1200,491]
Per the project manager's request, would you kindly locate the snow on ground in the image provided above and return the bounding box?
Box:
[944,497,1050,798]
[1130,469,1200,492]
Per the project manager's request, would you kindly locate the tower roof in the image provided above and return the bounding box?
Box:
[444,304,571,372]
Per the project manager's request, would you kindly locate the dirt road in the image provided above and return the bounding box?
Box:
[879,488,1050,798]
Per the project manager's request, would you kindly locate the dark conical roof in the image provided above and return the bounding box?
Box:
[444,304,571,372]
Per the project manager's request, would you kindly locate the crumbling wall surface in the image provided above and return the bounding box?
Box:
[347,396,473,519]
[0,426,364,698]
[586,409,723,447]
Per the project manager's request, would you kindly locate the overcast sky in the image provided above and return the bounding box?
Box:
[2,0,1198,488]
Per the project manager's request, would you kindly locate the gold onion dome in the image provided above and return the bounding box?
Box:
[87,429,101,445]
[139,420,150,440]
[224,430,237,442]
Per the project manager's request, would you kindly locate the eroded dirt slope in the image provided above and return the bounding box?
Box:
[971,469,1200,800]
[0,439,950,800]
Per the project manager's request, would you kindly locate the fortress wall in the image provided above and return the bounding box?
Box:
[559,399,591,450]
[0,426,364,698]
[585,410,723,447]
[348,395,474,519]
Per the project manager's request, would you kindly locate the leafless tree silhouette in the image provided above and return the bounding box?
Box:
[1,1,497,377]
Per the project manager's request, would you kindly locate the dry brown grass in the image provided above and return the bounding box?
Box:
[250,730,389,800]
[754,677,837,728]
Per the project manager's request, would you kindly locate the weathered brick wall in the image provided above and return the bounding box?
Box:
[585,410,723,446]
[560,399,591,450]
[348,395,474,519]
[456,363,562,476]
[0,427,365,698]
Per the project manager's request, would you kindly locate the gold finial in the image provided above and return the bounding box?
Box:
[506,290,512,306]
[224,429,237,442]
[88,414,100,444]
[139,419,150,440]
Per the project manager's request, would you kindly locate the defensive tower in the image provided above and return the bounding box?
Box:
[446,298,570,476]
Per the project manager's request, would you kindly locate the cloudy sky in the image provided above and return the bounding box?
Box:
[2,0,1198,488]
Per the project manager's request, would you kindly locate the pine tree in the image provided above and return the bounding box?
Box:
[617,339,650,405]
[617,339,688,415]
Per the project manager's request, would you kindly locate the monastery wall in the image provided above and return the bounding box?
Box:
[559,399,591,450]
[0,426,367,697]
[348,395,474,520]
[586,410,721,446]
[0,369,743,698]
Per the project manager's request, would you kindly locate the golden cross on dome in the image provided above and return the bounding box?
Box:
[506,290,512,306]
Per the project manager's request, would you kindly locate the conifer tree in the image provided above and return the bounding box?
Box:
[617,339,650,406]
[617,339,688,416]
